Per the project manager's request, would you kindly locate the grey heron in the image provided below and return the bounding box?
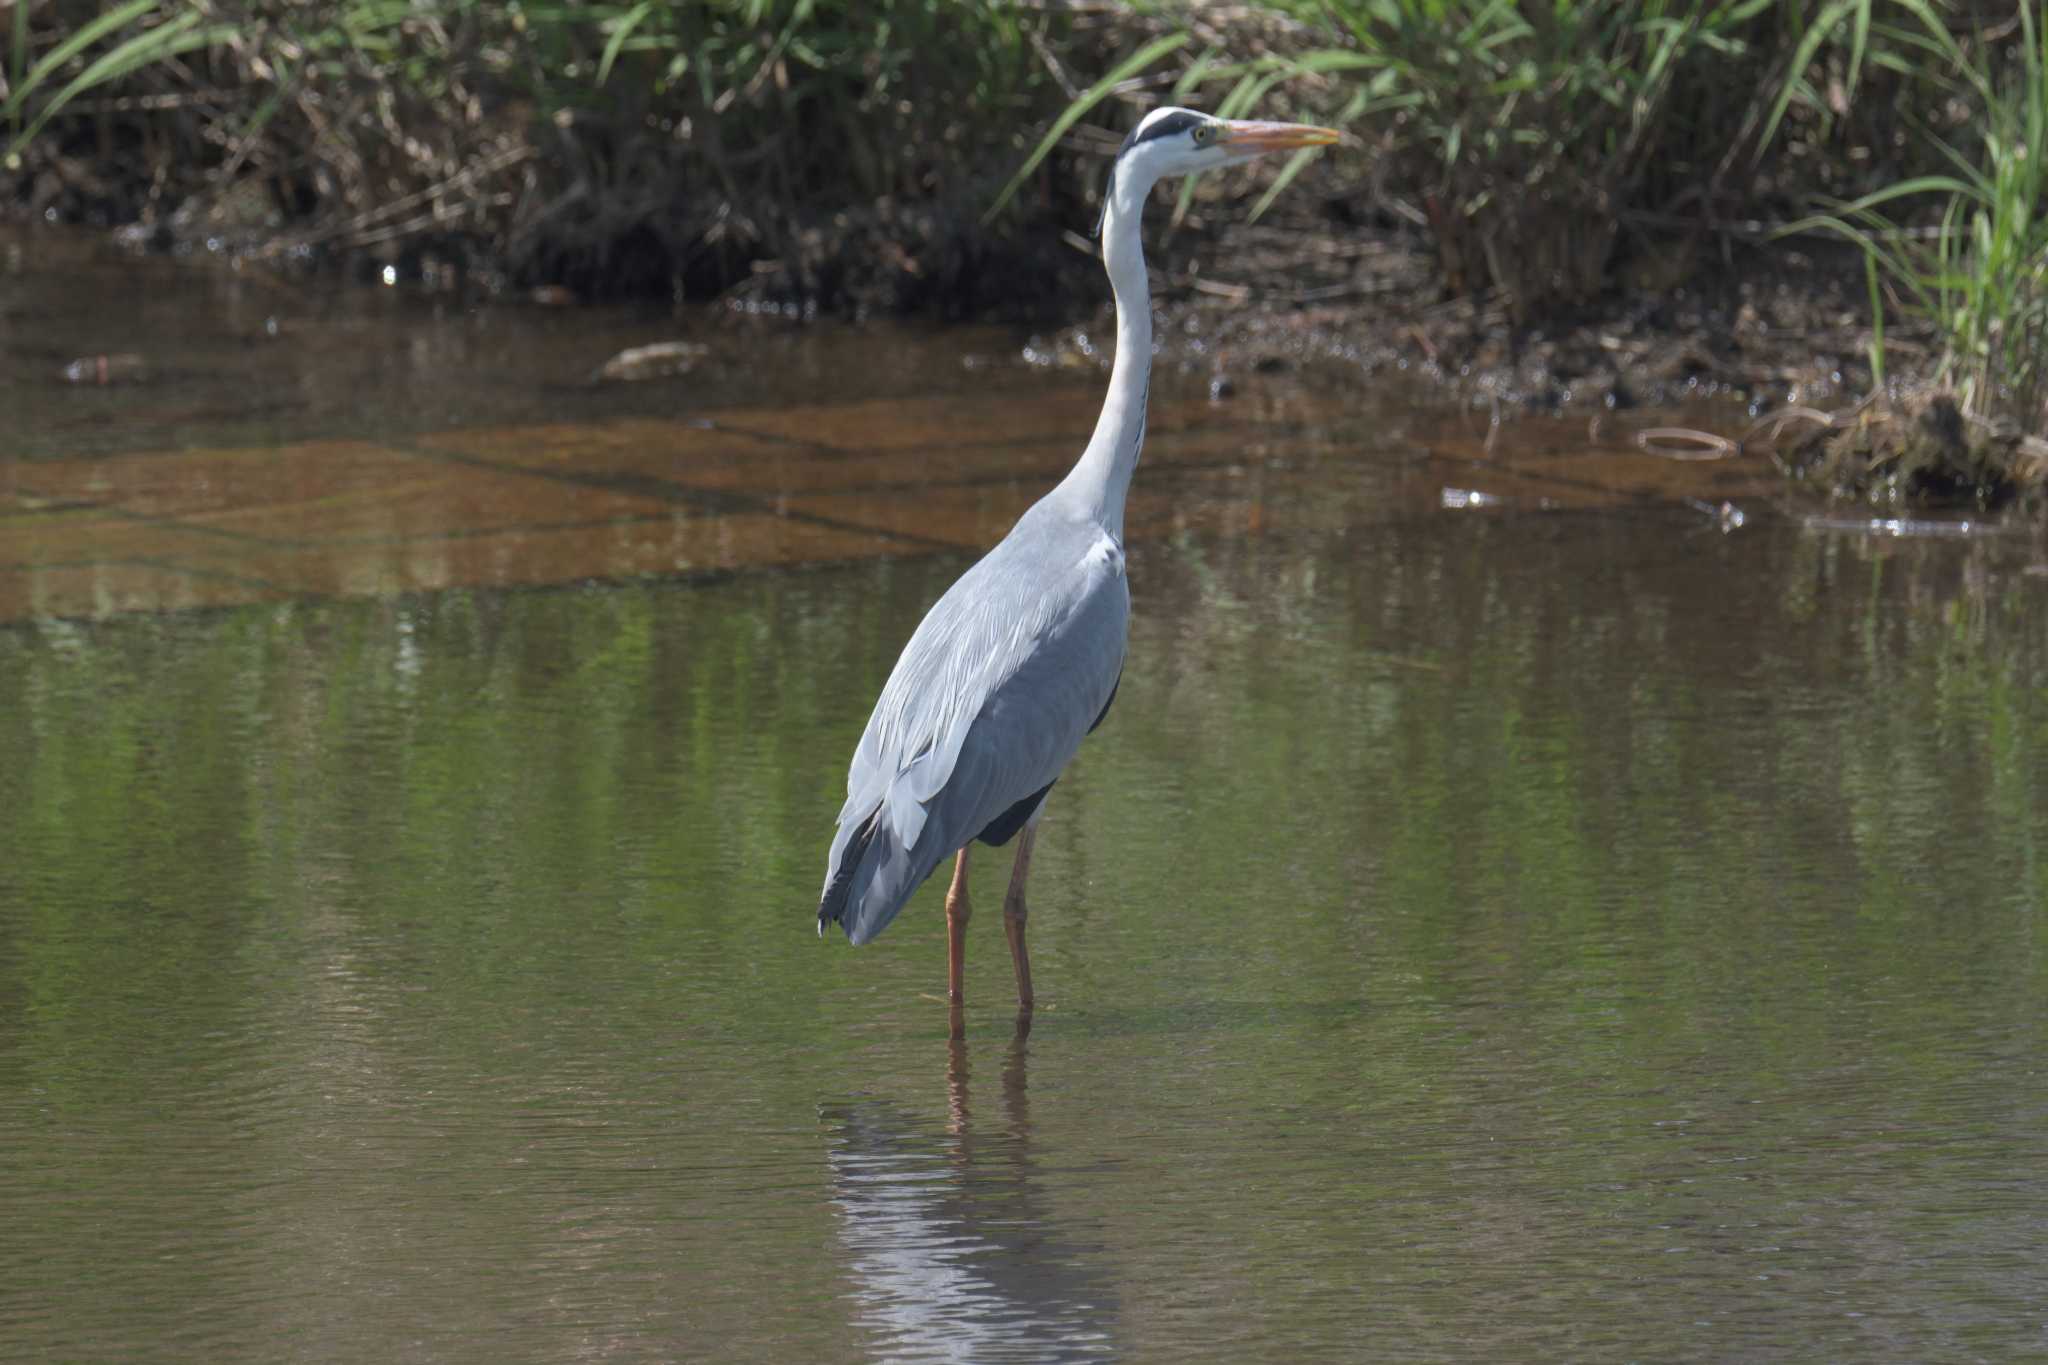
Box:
[816,107,1339,1016]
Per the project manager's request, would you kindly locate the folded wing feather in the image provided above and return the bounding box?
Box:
[818,511,1128,944]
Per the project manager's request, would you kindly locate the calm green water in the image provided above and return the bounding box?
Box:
[5,224,2048,1360]
[4,510,2046,1361]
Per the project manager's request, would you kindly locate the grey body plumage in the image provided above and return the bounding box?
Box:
[817,500,1127,945]
[813,107,1338,996]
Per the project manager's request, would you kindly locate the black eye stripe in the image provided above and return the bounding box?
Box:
[1097,110,1209,238]
[1116,110,1205,158]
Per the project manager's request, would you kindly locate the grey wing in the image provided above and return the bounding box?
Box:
[817,534,1128,945]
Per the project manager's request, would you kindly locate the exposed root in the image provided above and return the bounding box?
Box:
[1764,389,2046,508]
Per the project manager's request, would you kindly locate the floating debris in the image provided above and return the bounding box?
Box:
[1636,427,1739,460]
[60,353,146,385]
[1683,497,1747,531]
[592,341,708,383]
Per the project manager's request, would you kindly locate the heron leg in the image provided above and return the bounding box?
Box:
[1003,820,1039,1012]
[944,846,972,1010]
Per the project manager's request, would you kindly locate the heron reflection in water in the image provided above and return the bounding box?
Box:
[815,109,1339,1022]
[823,1017,1116,1360]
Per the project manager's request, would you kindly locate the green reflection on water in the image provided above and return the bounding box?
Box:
[2,513,2045,1361]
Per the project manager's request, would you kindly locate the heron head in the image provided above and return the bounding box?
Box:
[1098,106,1339,235]
[1126,106,1340,174]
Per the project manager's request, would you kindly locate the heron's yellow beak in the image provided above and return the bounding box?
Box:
[1216,120,1342,153]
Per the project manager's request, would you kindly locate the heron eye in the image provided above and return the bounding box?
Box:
[1193,125,1214,145]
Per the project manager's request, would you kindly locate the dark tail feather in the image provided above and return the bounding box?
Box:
[817,812,882,938]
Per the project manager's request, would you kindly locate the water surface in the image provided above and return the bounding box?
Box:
[3,226,2047,1362]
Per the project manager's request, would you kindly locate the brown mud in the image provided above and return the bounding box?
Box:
[1013,203,1887,429]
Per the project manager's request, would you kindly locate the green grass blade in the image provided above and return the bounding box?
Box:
[984,31,1191,223]
[1826,174,1978,217]
[6,0,27,138]
[1171,47,1221,103]
[4,14,216,167]
[1758,0,1852,154]
[1845,0,1868,99]
[1248,144,1325,222]
[2,0,158,115]
[1170,64,1291,227]
[597,1,654,87]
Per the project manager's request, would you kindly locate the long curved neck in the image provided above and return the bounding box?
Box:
[1050,167,1155,536]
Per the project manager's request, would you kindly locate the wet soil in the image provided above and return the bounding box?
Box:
[1017,205,1887,427]
[985,203,2048,511]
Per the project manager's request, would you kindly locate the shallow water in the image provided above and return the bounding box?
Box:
[4,227,2048,1361]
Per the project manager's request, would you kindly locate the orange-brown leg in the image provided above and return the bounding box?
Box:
[1003,822,1039,1012]
[944,846,972,1009]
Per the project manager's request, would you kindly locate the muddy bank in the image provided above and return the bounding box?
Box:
[0,2,1948,376]
[15,0,2027,509]
[32,180,1899,456]
[1008,203,1885,427]
[1771,390,2048,507]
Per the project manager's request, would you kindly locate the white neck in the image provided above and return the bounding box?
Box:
[1049,166,1155,536]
